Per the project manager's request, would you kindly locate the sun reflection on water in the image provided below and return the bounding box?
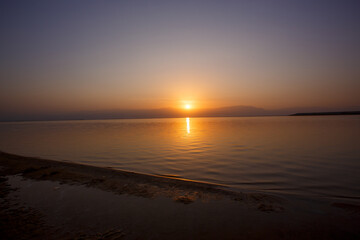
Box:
[186,117,190,134]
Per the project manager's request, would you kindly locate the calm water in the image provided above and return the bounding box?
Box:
[0,116,359,200]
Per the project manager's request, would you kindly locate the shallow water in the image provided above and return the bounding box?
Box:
[0,116,359,199]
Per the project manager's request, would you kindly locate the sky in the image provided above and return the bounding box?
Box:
[1,0,360,120]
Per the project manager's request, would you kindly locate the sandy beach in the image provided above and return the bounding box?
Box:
[0,151,359,239]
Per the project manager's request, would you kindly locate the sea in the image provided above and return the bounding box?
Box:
[0,116,359,200]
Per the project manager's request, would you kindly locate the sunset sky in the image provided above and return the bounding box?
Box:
[1,0,359,121]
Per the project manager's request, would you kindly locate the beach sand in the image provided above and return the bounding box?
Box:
[0,151,359,239]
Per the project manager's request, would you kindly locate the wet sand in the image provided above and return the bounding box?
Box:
[0,151,359,239]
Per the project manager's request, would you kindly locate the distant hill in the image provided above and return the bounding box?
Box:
[290,111,360,116]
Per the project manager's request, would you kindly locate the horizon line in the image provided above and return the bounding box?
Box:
[2,110,360,123]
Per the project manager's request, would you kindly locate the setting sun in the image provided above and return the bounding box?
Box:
[185,104,191,109]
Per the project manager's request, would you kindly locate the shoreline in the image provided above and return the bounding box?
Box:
[1,151,359,239]
[0,151,282,208]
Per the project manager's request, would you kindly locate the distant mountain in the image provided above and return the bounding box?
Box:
[192,105,270,117]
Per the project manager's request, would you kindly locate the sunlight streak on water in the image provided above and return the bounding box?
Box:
[186,117,190,134]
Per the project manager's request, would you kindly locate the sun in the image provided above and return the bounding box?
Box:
[185,104,191,109]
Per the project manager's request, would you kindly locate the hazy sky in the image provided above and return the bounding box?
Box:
[1,0,360,120]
